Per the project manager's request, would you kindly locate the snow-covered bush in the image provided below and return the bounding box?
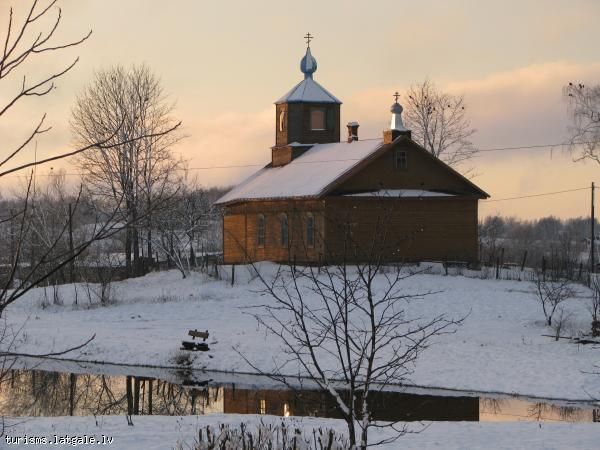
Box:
[175,421,350,450]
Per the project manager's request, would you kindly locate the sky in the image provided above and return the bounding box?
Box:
[2,0,600,219]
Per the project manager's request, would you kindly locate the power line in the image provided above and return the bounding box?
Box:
[482,187,591,203]
[475,141,582,153]
[1,139,597,179]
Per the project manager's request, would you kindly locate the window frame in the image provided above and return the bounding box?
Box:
[395,149,408,170]
[256,214,265,247]
[280,214,289,248]
[279,109,286,132]
[306,213,315,248]
[310,107,326,131]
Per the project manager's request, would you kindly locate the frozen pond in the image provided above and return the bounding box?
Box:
[1,357,598,422]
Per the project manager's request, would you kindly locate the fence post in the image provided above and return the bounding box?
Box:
[520,250,528,272]
[495,256,500,280]
[231,264,235,286]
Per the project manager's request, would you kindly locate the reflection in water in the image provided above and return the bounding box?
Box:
[1,370,223,417]
[1,368,598,423]
[480,397,598,423]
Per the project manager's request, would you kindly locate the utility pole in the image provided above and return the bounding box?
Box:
[592,182,596,279]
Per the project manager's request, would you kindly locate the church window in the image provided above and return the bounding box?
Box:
[310,108,326,130]
[280,214,289,247]
[395,150,408,169]
[257,214,265,247]
[306,213,315,248]
[279,109,286,132]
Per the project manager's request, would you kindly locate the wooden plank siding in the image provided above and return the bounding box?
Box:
[332,138,483,196]
[276,102,341,147]
[323,196,479,264]
[223,196,478,264]
[222,200,326,264]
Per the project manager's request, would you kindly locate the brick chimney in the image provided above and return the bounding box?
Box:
[347,122,359,143]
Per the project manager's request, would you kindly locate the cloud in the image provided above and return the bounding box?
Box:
[178,108,273,188]
[340,61,600,219]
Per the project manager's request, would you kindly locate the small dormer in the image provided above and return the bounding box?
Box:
[274,35,342,153]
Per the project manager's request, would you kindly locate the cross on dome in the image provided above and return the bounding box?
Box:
[300,33,317,79]
[390,91,408,132]
[304,32,313,47]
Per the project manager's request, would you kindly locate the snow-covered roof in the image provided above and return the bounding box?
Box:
[345,189,455,198]
[275,77,341,104]
[275,45,341,104]
[215,139,384,205]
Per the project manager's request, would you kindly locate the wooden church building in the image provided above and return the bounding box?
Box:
[215,40,489,265]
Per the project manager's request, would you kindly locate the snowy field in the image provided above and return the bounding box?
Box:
[5,415,600,450]
[5,264,600,400]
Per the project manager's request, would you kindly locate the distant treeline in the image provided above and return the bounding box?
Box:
[479,215,597,278]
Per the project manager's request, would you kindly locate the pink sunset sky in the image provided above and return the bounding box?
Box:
[2,0,600,219]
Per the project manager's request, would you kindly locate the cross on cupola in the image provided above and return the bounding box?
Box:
[273,35,342,151]
[304,32,313,47]
[385,90,410,143]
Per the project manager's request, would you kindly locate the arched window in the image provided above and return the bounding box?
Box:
[306,213,315,248]
[280,214,289,247]
[257,214,265,247]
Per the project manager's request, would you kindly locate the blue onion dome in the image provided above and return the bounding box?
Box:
[391,101,403,114]
[300,47,318,79]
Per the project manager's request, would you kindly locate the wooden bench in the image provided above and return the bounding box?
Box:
[181,329,210,352]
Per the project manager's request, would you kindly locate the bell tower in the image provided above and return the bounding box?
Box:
[274,34,342,150]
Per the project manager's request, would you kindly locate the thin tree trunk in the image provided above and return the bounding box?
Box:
[148,379,153,415]
[133,377,140,415]
[125,225,132,278]
[69,373,76,416]
[126,376,133,416]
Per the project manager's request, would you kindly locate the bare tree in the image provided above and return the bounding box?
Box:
[152,179,211,278]
[239,211,462,449]
[71,64,183,277]
[533,272,574,327]
[404,79,476,167]
[0,1,182,404]
[564,82,600,163]
[0,0,91,174]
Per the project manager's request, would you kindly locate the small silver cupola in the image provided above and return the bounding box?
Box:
[390,91,408,132]
[300,32,317,79]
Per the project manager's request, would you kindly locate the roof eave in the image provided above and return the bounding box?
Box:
[274,99,343,105]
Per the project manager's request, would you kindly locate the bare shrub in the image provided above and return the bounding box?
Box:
[533,273,575,327]
[589,278,600,337]
[176,421,350,450]
[551,308,572,341]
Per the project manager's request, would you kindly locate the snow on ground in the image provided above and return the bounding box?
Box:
[5,415,600,450]
[5,264,600,400]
